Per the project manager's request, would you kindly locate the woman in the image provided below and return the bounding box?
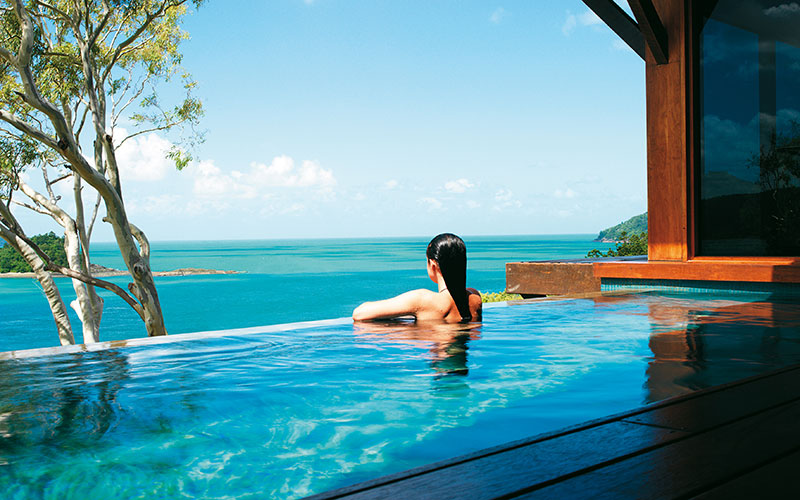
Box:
[352,233,482,322]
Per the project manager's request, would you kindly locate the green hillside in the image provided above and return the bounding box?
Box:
[596,213,648,242]
[0,232,68,273]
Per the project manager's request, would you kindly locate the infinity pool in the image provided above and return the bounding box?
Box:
[2,290,800,499]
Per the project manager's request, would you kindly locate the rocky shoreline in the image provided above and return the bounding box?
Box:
[0,264,242,278]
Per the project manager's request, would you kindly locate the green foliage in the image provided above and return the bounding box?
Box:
[587,231,648,258]
[0,0,205,168]
[167,145,192,170]
[0,135,39,197]
[481,291,522,303]
[596,213,648,241]
[0,232,68,273]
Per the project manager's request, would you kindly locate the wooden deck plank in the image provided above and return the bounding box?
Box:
[305,422,685,500]
[621,366,800,432]
[516,399,800,499]
[307,366,800,500]
[689,449,800,499]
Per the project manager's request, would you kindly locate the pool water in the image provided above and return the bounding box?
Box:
[2,291,800,499]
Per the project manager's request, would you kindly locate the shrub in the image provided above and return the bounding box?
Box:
[587,231,648,258]
[481,291,522,303]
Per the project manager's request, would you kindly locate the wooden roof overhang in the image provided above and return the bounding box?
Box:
[583,0,669,64]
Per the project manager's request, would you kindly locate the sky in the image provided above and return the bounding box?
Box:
[16,0,646,241]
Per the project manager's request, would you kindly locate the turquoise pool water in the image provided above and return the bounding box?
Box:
[2,290,800,499]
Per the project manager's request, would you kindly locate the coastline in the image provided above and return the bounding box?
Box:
[0,267,242,279]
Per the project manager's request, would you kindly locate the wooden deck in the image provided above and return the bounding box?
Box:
[306,364,800,499]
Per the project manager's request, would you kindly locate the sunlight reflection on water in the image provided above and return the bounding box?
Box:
[2,291,800,498]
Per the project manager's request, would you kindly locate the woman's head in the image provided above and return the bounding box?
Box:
[426,233,470,320]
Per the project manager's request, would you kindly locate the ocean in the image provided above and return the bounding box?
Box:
[0,235,613,352]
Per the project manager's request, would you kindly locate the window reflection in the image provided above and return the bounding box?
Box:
[698,0,800,255]
[643,297,800,403]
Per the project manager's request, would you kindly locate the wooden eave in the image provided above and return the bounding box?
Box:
[628,0,669,64]
[582,0,646,60]
[582,0,670,65]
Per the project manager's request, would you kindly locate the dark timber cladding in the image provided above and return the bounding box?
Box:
[306,364,800,499]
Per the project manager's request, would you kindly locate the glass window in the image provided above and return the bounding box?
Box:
[697,0,800,256]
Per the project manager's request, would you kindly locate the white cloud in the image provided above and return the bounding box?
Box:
[765,3,800,17]
[384,179,399,190]
[494,189,513,202]
[126,194,183,215]
[419,197,443,210]
[191,155,336,199]
[444,178,474,193]
[563,8,616,38]
[489,7,507,24]
[115,132,173,182]
[612,39,630,51]
[277,203,305,215]
[493,189,521,211]
[578,10,602,26]
[466,200,481,209]
[186,198,231,216]
[249,156,336,188]
[554,188,577,199]
[193,160,256,199]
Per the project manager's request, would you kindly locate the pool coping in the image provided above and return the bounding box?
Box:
[0,290,644,361]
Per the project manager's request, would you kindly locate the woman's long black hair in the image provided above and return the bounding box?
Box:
[427,233,471,321]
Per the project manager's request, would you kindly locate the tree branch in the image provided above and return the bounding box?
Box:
[87,7,112,49]
[11,227,145,319]
[11,199,51,216]
[100,1,183,84]
[129,222,150,264]
[34,0,73,25]
[0,45,15,65]
[0,110,60,150]
[116,122,178,147]
[87,191,101,241]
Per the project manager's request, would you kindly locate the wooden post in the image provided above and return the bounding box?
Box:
[646,0,689,261]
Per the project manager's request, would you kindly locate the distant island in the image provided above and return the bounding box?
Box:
[595,213,648,242]
[0,264,242,278]
[1,233,240,277]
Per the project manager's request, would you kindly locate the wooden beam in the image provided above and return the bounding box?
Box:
[628,0,669,64]
[594,260,800,283]
[582,0,645,60]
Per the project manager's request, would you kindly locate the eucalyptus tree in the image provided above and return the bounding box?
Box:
[0,137,105,343]
[0,136,75,344]
[0,0,203,339]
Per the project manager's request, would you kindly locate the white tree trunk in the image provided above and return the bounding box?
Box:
[0,225,75,345]
[64,223,103,343]
[18,180,105,343]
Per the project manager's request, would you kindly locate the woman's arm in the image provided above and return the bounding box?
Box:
[352,289,427,322]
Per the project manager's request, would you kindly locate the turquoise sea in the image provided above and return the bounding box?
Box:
[0,235,613,353]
